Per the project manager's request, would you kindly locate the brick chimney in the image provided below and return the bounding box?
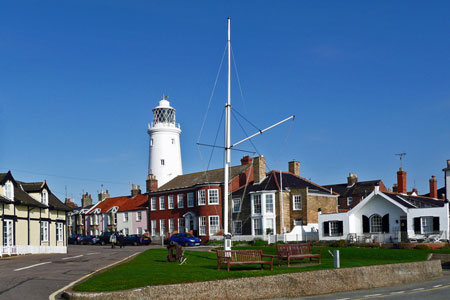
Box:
[288,160,300,176]
[81,192,92,208]
[397,169,407,194]
[429,175,438,199]
[347,173,358,187]
[146,174,158,193]
[240,155,252,165]
[131,184,141,197]
[98,189,110,203]
[253,155,266,184]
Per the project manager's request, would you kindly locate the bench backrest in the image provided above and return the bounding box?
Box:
[277,243,311,256]
[217,250,263,262]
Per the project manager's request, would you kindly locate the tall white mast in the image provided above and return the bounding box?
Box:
[224,18,231,237]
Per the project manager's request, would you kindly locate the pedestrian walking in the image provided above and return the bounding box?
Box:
[110,233,117,248]
[118,232,125,248]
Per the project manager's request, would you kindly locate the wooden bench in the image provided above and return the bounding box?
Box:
[276,243,321,267]
[216,250,274,271]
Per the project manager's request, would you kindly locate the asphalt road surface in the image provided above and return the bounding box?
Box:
[0,244,159,300]
[281,270,450,300]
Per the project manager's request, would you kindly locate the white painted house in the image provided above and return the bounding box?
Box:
[319,186,449,243]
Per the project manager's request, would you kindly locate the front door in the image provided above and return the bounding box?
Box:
[3,219,13,246]
[400,219,407,242]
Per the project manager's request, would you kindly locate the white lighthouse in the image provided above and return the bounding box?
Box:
[147,97,183,187]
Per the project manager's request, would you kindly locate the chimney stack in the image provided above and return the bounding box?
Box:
[131,184,141,197]
[240,155,253,165]
[288,160,300,176]
[429,175,438,199]
[98,189,110,203]
[347,173,358,186]
[392,183,398,193]
[253,155,266,184]
[81,192,93,208]
[397,169,407,194]
[146,174,158,193]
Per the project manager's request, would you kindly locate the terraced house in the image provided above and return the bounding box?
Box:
[0,171,71,256]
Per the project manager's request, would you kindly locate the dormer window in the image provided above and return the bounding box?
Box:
[41,190,48,205]
[4,181,13,200]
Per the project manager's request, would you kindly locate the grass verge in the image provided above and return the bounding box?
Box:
[73,246,447,292]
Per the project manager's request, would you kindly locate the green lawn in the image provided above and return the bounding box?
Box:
[73,246,446,292]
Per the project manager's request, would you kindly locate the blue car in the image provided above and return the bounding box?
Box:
[124,234,151,246]
[169,233,201,246]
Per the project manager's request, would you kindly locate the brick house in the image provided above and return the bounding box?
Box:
[230,157,338,239]
[323,173,387,212]
[147,156,254,243]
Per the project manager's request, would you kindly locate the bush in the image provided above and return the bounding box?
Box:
[398,243,416,249]
[414,244,430,250]
[329,240,347,248]
[250,238,268,247]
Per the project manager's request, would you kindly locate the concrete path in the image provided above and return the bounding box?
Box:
[0,244,160,300]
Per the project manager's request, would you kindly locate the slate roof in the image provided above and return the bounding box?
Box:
[20,180,71,211]
[155,164,251,192]
[421,187,446,199]
[13,185,47,208]
[324,180,383,198]
[86,194,148,214]
[384,191,445,208]
[19,181,49,193]
[234,171,334,195]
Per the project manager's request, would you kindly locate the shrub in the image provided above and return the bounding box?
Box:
[414,244,430,250]
[398,243,416,249]
[329,240,347,248]
[250,238,268,247]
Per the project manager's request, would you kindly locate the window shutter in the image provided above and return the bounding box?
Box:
[382,214,390,233]
[414,217,421,233]
[433,217,440,232]
[362,215,369,233]
[337,221,343,236]
[323,222,329,236]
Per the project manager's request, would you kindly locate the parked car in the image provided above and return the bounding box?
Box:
[124,234,151,246]
[98,231,118,245]
[168,233,201,246]
[68,234,83,245]
[80,235,99,245]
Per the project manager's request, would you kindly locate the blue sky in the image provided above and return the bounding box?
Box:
[1,1,449,205]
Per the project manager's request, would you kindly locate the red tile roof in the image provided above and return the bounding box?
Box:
[87,194,148,214]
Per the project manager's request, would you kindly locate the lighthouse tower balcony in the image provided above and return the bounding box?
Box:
[147,97,183,188]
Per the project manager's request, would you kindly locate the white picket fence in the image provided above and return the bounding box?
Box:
[0,245,67,258]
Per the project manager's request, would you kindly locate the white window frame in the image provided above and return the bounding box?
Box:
[265,194,274,213]
[90,215,94,225]
[178,218,185,233]
[169,218,175,233]
[168,195,174,209]
[3,219,13,246]
[41,190,48,205]
[187,193,194,207]
[198,190,206,206]
[421,216,433,234]
[151,197,157,211]
[4,181,13,200]
[94,214,99,225]
[151,220,157,236]
[209,215,220,235]
[347,197,353,206]
[329,221,340,236]
[160,219,166,236]
[253,218,262,235]
[125,228,129,235]
[137,227,143,235]
[293,195,302,210]
[136,211,142,222]
[369,214,382,233]
[41,221,49,242]
[208,189,219,205]
[252,194,261,214]
[124,212,128,222]
[199,216,207,236]
[265,218,274,235]
[177,194,184,208]
[232,220,242,235]
[232,198,241,213]
[159,196,165,210]
[113,213,117,225]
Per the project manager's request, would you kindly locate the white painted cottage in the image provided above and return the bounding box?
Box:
[319,186,449,243]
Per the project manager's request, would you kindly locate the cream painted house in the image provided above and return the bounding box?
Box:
[0,171,71,256]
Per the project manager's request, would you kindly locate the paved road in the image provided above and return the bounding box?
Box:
[0,244,160,300]
[284,270,450,300]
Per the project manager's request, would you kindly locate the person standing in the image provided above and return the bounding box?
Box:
[118,232,125,248]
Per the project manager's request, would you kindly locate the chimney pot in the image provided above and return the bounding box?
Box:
[240,155,252,165]
[347,173,358,186]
